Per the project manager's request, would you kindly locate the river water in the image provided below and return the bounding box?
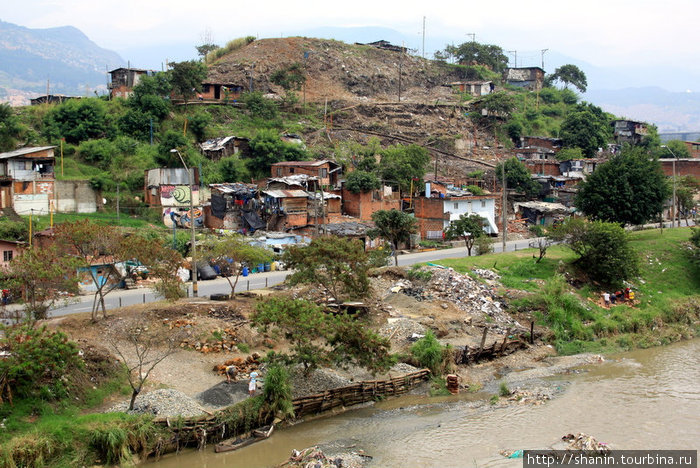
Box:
[149,339,700,468]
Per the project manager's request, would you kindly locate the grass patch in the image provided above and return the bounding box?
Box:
[429,377,451,396]
[424,228,700,355]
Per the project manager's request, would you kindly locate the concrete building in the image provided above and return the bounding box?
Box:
[611,120,648,146]
[0,146,55,215]
[448,80,493,96]
[0,240,25,269]
[108,68,154,99]
[414,186,498,240]
[270,160,341,188]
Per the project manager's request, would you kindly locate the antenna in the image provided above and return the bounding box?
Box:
[507,50,517,68]
[541,49,549,70]
[422,16,426,59]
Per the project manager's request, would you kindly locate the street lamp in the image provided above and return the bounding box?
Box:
[661,145,677,228]
[170,149,198,297]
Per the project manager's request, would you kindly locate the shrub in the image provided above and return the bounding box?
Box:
[407,265,433,282]
[499,381,511,396]
[345,170,381,193]
[466,184,485,195]
[475,235,494,255]
[262,365,294,419]
[0,325,83,400]
[410,330,446,375]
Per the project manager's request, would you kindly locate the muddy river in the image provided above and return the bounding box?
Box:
[149,339,700,468]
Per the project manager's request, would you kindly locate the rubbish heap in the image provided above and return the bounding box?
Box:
[213,353,262,377]
[279,446,371,468]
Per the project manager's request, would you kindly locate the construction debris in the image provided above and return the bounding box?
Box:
[212,353,262,377]
[279,446,372,468]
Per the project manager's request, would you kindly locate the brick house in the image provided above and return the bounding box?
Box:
[682,141,700,158]
[448,80,493,96]
[200,82,244,101]
[341,186,401,221]
[414,190,498,240]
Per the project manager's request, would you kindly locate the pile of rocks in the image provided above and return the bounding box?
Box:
[378,318,426,343]
[108,389,205,418]
[212,353,262,377]
[289,367,352,399]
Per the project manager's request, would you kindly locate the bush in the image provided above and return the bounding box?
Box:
[345,170,381,193]
[240,92,279,121]
[499,381,511,396]
[475,235,493,255]
[407,265,433,282]
[410,330,446,375]
[466,185,485,195]
[0,325,83,400]
[262,365,294,419]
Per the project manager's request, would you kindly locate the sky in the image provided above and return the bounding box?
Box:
[1,0,699,91]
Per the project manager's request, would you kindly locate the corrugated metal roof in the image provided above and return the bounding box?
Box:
[271,159,338,168]
[0,146,56,160]
[146,168,192,186]
[262,189,309,198]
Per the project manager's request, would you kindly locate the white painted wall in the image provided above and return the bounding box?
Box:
[442,197,498,234]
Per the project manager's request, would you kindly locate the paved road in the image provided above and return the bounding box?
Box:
[34,220,697,318]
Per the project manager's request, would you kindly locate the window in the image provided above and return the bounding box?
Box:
[320,168,328,178]
[481,200,486,208]
[454,202,459,209]
[3,251,12,262]
[276,167,283,176]
[289,168,295,174]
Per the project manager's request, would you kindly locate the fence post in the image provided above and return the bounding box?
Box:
[119,297,122,308]
[265,277,268,288]
[247,280,250,291]
[143,293,146,304]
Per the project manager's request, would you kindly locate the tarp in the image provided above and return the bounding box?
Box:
[242,211,266,231]
[211,194,226,219]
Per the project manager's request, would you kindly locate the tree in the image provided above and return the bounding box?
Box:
[675,175,700,225]
[368,209,417,266]
[344,170,381,193]
[196,43,219,61]
[575,147,670,226]
[270,63,306,92]
[128,73,172,121]
[107,316,185,410]
[548,64,587,93]
[560,103,611,157]
[247,129,309,179]
[471,92,516,122]
[443,42,509,72]
[155,130,189,167]
[2,245,81,321]
[54,221,184,321]
[555,147,584,161]
[43,98,111,144]
[252,297,393,375]
[495,157,540,198]
[282,236,371,302]
[379,144,431,193]
[199,235,272,296]
[168,60,208,105]
[658,140,691,159]
[444,214,487,256]
[549,219,639,286]
[0,103,24,151]
[240,92,279,120]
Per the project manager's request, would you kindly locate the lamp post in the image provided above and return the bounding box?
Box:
[170,149,198,297]
[661,145,677,228]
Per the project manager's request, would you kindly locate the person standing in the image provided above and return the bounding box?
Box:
[248,370,259,397]
[603,292,610,307]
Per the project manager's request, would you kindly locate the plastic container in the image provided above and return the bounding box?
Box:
[270,261,277,271]
[257,263,264,272]
[242,267,249,277]
[264,262,271,272]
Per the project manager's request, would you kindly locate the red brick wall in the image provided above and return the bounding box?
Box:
[414,198,448,239]
[660,159,700,178]
[341,189,400,221]
[525,160,560,176]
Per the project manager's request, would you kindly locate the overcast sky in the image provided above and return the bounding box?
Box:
[2,0,698,86]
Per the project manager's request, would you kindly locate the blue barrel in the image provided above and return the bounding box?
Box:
[264,262,271,272]
[258,263,264,272]
[242,267,249,277]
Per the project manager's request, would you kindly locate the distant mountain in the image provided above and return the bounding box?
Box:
[0,20,124,104]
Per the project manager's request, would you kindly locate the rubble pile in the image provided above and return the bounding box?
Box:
[206,305,247,322]
[180,327,242,353]
[279,446,371,468]
[559,433,610,452]
[506,386,553,406]
[425,267,520,331]
[378,318,427,343]
[213,353,262,377]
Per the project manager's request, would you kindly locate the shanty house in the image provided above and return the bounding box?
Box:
[270,160,341,188]
[262,189,310,231]
[611,120,648,146]
[504,67,545,91]
[108,68,154,99]
[205,183,262,231]
[0,240,25,270]
[200,136,250,161]
[144,168,202,229]
[449,81,493,96]
[514,201,573,226]
[0,146,55,214]
[683,141,700,158]
[200,83,244,101]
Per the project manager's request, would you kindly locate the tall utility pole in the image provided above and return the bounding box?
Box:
[422,16,426,59]
[466,33,476,43]
[398,42,403,102]
[501,163,507,252]
[170,149,198,297]
[662,145,678,228]
[507,50,517,68]
[541,49,549,70]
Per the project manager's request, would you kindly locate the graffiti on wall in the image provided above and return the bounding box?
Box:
[163,207,203,229]
[160,185,200,207]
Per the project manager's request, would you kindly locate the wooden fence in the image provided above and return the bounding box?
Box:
[292,369,431,418]
[151,369,431,454]
[454,327,529,365]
